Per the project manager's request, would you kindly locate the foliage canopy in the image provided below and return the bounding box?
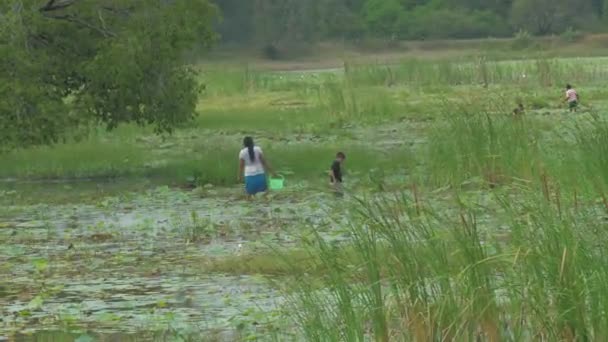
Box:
[0,0,218,150]
[215,0,604,45]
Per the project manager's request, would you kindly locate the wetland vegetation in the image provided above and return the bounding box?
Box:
[5,1,608,341]
[4,52,608,340]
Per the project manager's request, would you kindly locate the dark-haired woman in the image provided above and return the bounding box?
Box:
[238,137,273,196]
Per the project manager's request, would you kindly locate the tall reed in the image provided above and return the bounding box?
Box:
[426,104,543,188]
[341,56,608,89]
[572,114,608,194]
[285,185,608,340]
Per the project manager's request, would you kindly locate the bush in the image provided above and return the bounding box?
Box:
[261,44,281,60]
[398,9,509,40]
[363,0,402,36]
[326,6,367,40]
[561,27,584,43]
[260,43,312,60]
[512,29,534,50]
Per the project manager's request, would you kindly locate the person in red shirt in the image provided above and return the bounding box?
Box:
[565,84,579,112]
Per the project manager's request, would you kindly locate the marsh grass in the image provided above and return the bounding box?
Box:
[514,111,608,196]
[285,186,608,340]
[167,144,411,186]
[0,133,412,187]
[198,65,258,96]
[344,56,608,89]
[3,56,607,189]
[199,65,332,96]
[180,211,214,243]
[316,80,402,126]
[427,105,543,187]
[196,106,326,132]
[8,55,608,338]
[197,56,608,104]
[0,140,146,179]
[263,145,413,185]
[571,115,608,194]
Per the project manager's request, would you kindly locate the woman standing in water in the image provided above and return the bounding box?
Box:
[238,137,273,197]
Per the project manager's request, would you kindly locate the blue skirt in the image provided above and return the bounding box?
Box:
[245,174,267,195]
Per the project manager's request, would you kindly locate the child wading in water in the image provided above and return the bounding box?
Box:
[238,137,273,197]
[329,152,346,197]
[512,103,525,116]
[565,84,579,112]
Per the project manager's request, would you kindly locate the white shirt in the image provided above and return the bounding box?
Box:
[239,146,265,177]
[566,89,578,102]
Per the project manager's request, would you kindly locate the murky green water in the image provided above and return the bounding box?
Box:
[0,181,341,338]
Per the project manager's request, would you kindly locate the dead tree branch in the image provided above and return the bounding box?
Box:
[39,0,79,12]
[42,13,117,37]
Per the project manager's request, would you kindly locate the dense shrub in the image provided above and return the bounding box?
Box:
[215,0,606,47]
[362,0,402,36]
[262,44,281,60]
[561,27,585,42]
[512,29,534,49]
[397,9,510,40]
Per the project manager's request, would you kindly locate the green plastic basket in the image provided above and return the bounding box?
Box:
[269,175,285,190]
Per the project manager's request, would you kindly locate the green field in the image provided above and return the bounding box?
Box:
[3,52,608,340]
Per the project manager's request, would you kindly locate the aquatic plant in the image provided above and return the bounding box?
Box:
[285,186,608,340]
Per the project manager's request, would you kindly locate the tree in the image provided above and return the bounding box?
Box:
[0,0,218,150]
[252,0,344,58]
[214,0,607,47]
[403,8,509,39]
[317,0,365,40]
[448,0,514,16]
[363,0,403,36]
[214,0,254,43]
[511,0,596,35]
[511,0,560,34]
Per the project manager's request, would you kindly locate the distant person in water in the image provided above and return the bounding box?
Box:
[512,103,525,116]
[238,137,273,197]
[329,152,346,197]
[565,84,579,112]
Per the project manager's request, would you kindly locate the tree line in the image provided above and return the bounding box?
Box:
[215,0,606,45]
[0,0,604,150]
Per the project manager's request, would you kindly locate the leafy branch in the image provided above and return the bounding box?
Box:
[39,0,117,38]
